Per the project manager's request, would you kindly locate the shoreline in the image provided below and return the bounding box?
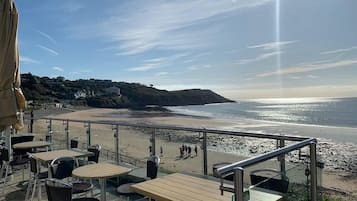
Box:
[44,108,357,172]
[29,107,357,196]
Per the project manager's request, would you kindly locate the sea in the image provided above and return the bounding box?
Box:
[168,97,357,129]
[167,97,357,144]
[168,97,357,170]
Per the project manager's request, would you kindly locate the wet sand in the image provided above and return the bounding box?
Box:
[28,108,357,196]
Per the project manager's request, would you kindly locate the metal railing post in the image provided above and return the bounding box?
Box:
[113,124,120,164]
[151,129,156,156]
[279,139,286,179]
[85,122,91,148]
[310,142,318,201]
[6,127,14,161]
[203,130,208,175]
[46,119,53,149]
[234,167,244,201]
[64,120,69,149]
[30,110,34,133]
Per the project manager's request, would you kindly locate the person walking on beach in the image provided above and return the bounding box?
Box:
[160,146,163,157]
[149,145,152,155]
[194,145,198,156]
[188,146,192,156]
[179,147,183,158]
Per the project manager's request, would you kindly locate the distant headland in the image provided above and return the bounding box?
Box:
[21,73,234,109]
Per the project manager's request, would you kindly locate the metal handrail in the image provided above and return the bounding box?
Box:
[27,116,318,201]
[39,117,308,141]
[217,138,318,201]
[217,138,317,176]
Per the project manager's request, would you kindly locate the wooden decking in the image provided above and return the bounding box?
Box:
[131,173,283,201]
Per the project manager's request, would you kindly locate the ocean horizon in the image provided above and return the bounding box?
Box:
[166,97,357,145]
[168,97,357,129]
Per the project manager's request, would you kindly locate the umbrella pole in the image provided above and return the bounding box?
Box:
[4,127,13,161]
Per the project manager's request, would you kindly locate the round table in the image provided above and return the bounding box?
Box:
[72,163,132,201]
[13,141,51,151]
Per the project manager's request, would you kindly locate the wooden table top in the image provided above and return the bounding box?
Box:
[131,173,283,201]
[72,163,132,179]
[13,141,51,149]
[32,149,93,163]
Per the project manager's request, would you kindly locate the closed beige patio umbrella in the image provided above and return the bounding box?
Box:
[0,0,26,132]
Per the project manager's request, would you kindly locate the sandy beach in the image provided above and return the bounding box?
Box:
[27,108,357,198]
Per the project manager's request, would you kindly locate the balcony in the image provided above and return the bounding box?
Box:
[0,116,320,201]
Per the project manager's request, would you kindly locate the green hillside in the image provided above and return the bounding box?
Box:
[21,73,234,108]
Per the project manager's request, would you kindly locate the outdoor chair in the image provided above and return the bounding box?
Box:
[45,178,99,201]
[70,138,79,149]
[0,147,29,195]
[25,154,48,201]
[87,144,101,163]
[50,156,93,195]
[116,156,160,200]
[147,155,160,179]
[78,144,101,166]
[11,135,34,156]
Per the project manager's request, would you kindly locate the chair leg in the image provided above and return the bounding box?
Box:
[22,165,25,181]
[25,175,34,201]
[1,164,9,196]
[37,178,41,201]
[90,178,94,197]
[30,178,37,201]
[0,163,4,180]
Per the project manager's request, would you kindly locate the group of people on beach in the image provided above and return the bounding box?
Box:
[179,144,198,159]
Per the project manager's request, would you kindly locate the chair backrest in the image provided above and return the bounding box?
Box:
[87,144,101,163]
[147,156,160,179]
[11,135,34,146]
[28,154,38,173]
[50,156,77,179]
[45,178,72,201]
[12,135,34,157]
[70,139,78,149]
[0,148,9,162]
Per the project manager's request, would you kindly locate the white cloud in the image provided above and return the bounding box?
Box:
[128,63,160,72]
[74,0,273,55]
[187,64,212,71]
[307,75,319,79]
[155,72,169,76]
[36,30,56,44]
[248,41,297,50]
[37,45,59,56]
[183,59,194,64]
[128,53,189,72]
[237,51,282,65]
[52,66,64,71]
[19,56,40,64]
[257,59,357,77]
[320,46,357,55]
[70,69,92,75]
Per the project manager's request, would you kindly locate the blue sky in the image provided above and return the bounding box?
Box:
[15,0,357,100]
